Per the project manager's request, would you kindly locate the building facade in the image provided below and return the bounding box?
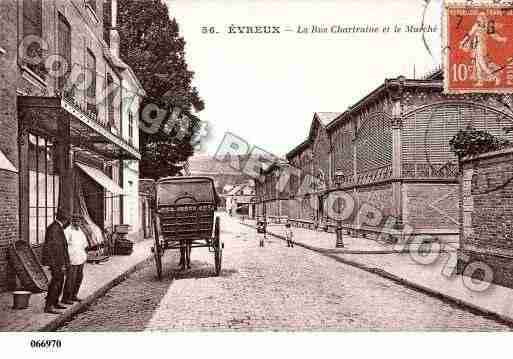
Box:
[222,181,256,217]
[0,0,144,291]
[188,154,254,207]
[256,73,513,244]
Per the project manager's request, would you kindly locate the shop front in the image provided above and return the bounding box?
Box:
[18,95,140,256]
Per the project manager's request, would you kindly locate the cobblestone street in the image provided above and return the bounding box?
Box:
[59,214,511,331]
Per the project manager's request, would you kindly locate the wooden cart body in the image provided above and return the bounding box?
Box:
[151,176,222,278]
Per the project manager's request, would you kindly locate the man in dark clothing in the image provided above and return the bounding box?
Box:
[42,211,71,314]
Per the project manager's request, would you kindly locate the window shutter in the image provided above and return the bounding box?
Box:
[57,14,71,92]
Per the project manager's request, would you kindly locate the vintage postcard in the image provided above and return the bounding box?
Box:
[1,0,513,357]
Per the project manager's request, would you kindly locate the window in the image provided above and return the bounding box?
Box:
[106,73,114,128]
[23,0,44,77]
[86,49,97,115]
[57,14,71,93]
[128,111,134,144]
[28,134,59,245]
[23,0,42,38]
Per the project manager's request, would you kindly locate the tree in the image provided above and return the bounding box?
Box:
[449,125,511,160]
[106,0,205,179]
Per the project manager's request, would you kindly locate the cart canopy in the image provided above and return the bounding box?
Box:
[156,177,218,206]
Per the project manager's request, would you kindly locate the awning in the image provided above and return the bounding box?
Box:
[76,163,125,196]
[0,150,17,173]
[18,96,140,160]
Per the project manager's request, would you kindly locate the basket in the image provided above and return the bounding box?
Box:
[8,240,49,293]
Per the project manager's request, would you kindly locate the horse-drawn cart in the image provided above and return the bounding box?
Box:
[151,176,223,279]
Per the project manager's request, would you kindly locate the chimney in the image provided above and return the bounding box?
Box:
[109,0,120,58]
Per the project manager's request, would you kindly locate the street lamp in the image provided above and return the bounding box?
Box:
[328,190,344,248]
[336,219,344,248]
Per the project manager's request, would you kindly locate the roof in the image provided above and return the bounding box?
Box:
[225,181,255,196]
[286,140,310,160]
[223,184,235,192]
[325,74,443,131]
[286,113,341,160]
[261,159,290,175]
[101,43,146,97]
[423,68,443,80]
[188,155,246,175]
[284,71,444,160]
[316,112,343,126]
[156,176,215,185]
[227,184,245,196]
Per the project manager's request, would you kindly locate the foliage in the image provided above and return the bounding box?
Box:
[106,0,205,179]
[449,126,511,159]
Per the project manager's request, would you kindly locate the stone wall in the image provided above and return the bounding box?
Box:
[0,0,19,291]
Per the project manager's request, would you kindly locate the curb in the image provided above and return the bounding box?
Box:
[240,222,513,327]
[239,222,454,255]
[39,254,154,332]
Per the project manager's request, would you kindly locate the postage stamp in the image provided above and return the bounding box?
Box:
[443,1,513,94]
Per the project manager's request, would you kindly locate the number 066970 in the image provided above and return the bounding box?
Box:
[30,339,62,349]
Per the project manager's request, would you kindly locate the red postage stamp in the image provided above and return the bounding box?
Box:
[443,2,513,94]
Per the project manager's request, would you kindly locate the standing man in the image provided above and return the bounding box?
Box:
[285,220,294,248]
[257,219,267,247]
[62,214,88,304]
[42,210,70,314]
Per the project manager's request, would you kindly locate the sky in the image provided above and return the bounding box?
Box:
[166,0,442,157]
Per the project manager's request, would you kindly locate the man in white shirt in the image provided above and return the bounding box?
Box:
[62,214,88,304]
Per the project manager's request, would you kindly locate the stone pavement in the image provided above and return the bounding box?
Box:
[60,213,510,331]
[243,218,513,326]
[0,238,154,331]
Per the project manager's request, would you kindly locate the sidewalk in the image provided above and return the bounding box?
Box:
[243,219,424,254]
[243,219,513,326]
[0,239,154,331]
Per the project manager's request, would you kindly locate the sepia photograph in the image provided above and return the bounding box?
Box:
[1,0,513,356]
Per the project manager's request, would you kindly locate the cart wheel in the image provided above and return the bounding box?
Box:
[153,217,163,280]
[214,216,222,276]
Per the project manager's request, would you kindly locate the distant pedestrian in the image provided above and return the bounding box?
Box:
[285,222,294,248]
[42,210,70,314]
[62,214,88,304]
[257,220,266,247]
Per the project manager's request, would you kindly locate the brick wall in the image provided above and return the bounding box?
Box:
[0,171,19,291]
[459,148,513,288]
[0,0,19,291]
